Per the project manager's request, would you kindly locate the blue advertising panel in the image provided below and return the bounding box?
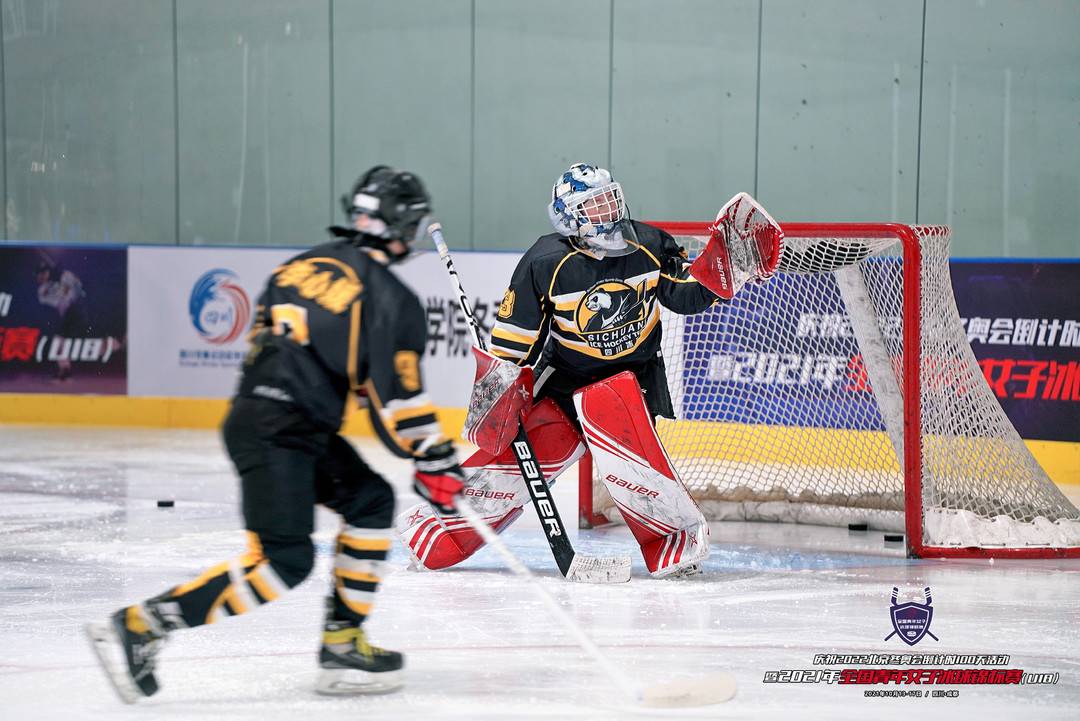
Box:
[678,259,1079,443]
[952,261,1080,443]
[680,267,888,431]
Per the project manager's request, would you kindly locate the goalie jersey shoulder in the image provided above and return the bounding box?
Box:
[513,223,681,297]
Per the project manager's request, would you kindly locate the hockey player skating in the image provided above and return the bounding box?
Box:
[398,164,782,578]
[85,166,467,702]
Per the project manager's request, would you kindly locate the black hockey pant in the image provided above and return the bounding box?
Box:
[144,397,395,630]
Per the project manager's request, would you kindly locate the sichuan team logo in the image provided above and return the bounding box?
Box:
[188,269,251,345]
[574,279,653,356]
[884,586,940,646]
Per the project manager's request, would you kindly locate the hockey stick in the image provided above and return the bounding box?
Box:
[454,497,737,707]
[427,222,631,584]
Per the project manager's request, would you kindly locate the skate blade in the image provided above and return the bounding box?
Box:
[638,671,737,708]
[315,668,404,696]
[654,562,703,580]
[565,554,632,584]
[83,622,141,705]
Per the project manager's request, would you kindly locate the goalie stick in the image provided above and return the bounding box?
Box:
[454,497,737,708]
[428,222,631,584]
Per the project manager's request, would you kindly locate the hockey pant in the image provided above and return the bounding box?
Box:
[397,373,708,577]
[131,398,395,632]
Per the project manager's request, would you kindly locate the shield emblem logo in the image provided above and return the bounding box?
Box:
[890,603,934,646]
[885,586,939,645]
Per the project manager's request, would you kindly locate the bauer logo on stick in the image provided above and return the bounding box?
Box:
[884,586,939,646]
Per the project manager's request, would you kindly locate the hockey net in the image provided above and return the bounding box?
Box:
[580,221,1080,558]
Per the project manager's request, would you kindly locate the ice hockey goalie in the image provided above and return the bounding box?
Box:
[397,165,782,577]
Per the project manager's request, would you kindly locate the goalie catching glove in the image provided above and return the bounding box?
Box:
[689,191,784,299]
[413,440,466,515]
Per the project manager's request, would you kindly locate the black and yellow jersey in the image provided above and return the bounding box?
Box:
[490,221,718,378]
[237,233,445,458]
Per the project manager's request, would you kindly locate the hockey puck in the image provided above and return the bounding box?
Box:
[884,533,904,543]
[848,523,868,532]
[157,500,175,508]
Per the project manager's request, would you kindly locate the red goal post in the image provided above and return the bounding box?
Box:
[578,220,1080,560]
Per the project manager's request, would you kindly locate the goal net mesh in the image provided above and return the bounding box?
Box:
[593,223,1080,552]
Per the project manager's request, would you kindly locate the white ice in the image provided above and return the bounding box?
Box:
[1,425,1077,721]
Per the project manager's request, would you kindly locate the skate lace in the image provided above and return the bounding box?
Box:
[354,632,391,661]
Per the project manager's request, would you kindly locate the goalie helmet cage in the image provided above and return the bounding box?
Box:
[578,221,1080,559]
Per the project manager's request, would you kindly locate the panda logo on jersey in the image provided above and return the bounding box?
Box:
[574,280,652,356]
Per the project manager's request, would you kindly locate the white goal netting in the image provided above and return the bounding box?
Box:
[592,223,1080,555]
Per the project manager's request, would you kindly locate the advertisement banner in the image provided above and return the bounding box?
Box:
[0,245,127,394]
[676,260,1080,444]
[126,245,519,405]
[952,261,1080,443]
[128,246,291,397]
[678,270,882,430]
[396,250,522,408]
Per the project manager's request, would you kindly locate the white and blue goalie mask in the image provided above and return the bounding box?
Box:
[548,163,628,251]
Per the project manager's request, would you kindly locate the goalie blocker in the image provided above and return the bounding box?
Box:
[397,372,708,578]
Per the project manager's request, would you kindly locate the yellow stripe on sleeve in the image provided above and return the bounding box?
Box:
[492,326,539,346]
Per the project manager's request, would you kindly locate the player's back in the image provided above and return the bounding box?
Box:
[238,237,419,431]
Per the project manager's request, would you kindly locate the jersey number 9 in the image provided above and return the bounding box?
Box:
[270,303,310,345]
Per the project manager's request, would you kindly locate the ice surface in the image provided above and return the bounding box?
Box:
[1,425,1077,720]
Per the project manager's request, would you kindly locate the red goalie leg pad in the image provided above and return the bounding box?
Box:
[634,523,710,577]
[574,371,709,576]
[397,398,584,571]
[463,397,582,472]
[399,503,524,570]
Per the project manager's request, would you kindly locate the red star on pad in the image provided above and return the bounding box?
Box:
[407,508,425,525]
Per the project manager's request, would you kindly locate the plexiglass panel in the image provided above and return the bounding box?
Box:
[920,0,1080,257]
[176,1,330,246]
[3,0,175,244]
[611,0,759,223]
[472,0,611,250]
[332,0,472,248]
[757,0,922,223]
[0,0,1076,255]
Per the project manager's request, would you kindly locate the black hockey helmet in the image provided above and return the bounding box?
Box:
[341,166,432,258]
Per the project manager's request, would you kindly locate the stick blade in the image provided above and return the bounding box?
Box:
[565,554,632,584]
[639,672,737,708]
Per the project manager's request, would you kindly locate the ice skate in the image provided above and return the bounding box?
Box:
[84,607,168,704]
[664,562,703,579]
[316,623,404,695]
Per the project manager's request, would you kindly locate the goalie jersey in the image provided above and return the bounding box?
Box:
[490,221,717,408]
[237,235,445,458]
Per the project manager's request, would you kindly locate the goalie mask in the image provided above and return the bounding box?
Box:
[548,163,630,253]
[342,165,432,261]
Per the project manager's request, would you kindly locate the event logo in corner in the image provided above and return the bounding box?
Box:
[885,586,939,646]
[188,269,251,345]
